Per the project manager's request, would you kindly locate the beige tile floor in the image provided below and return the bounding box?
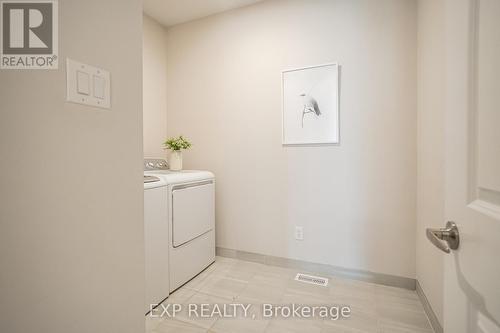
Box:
[146,257,433,333]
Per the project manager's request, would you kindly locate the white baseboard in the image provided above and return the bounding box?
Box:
[416,280,443,333]
[216,247,416,290]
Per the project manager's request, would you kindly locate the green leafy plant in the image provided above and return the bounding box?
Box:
[163,136,192,151]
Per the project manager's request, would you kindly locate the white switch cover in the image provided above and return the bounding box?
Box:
[76,71,90,95]
[93,75,105,99]
[66,58,111,109]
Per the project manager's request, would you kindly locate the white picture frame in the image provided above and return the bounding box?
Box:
[282,63,340,145]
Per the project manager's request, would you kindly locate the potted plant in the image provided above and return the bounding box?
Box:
[163,136,192,171]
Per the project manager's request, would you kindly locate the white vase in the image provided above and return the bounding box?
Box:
[169,150,183,171]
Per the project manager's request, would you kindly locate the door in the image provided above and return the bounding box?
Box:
[171,182,214,247]
[443,0,500,332]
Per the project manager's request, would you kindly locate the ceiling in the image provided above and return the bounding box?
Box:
[143,0,264,27]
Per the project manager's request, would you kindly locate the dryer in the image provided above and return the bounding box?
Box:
[144,175,169,313]
[144,159,215,292]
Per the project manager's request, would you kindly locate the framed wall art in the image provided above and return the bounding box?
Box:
[282,63,340,145]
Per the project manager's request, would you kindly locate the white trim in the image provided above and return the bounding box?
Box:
[416,280,443,333]
[216,247,416,290]
[469,200,500,221]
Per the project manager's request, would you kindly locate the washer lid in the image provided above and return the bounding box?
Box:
[144,170,214,185]
[144,175,160,183]
[144,175,167,189]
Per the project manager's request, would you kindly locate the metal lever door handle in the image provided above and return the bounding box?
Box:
[426,221,460,253]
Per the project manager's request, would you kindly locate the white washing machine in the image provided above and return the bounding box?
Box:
[144,175,169,314]
[144,159,215,292]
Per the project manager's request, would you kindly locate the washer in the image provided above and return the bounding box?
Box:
[144,159,215,292]
[144,175,169,313]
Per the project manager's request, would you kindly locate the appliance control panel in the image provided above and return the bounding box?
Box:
[144,159,169,170]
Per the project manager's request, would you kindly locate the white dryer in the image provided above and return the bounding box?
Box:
[144,175,169,313]
[145,159,215,292]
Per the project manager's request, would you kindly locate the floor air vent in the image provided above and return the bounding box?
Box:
[294,273,329,287]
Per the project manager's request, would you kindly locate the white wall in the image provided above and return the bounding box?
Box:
[165,0,417,278]
[143,15,168,158]
[0,1,144,332]
[416,0,445,324]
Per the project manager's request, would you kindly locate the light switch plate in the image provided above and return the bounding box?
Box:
[76,71,90,95]
[93,75,105,99]
[66,58,111,109]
